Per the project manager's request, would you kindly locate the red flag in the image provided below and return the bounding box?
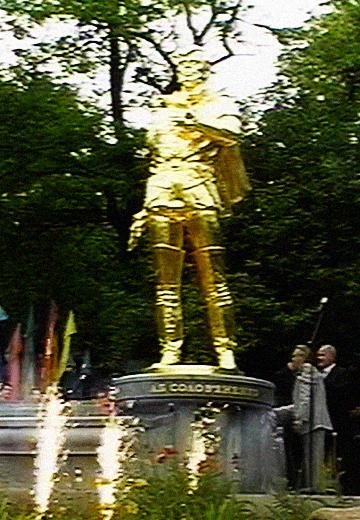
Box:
[40,301,59,392]
[6,323,23,401]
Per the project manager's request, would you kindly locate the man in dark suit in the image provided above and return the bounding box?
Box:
[317,345,349,433]
[317,344,357,493]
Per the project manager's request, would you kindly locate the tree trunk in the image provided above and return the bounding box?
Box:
[108,25,125,128]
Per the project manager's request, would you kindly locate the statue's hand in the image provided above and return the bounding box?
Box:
[127,209,148,251]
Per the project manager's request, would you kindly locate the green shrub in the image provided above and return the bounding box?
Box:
[0,469,335,520]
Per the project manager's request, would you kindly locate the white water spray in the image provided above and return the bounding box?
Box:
[96,415,132,520]
[96,417,122,520]
[33,385,69,518]
[186,404,221,491]
[186,423,207,491]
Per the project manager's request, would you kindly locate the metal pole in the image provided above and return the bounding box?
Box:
[309,297,328,346]
[307,297,329,491]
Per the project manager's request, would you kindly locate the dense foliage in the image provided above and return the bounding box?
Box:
[232,0,360,374]
[0,78,152,373]
[0,472,328,519]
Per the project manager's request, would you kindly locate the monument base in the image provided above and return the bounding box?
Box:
[112,365,285,493]
[0,366,285,500]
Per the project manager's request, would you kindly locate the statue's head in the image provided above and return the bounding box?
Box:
[174,47,210,89]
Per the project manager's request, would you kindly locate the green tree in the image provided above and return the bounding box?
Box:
[4,1,360,378]
[0,77,153,374]
[228,0,360,375]
[0,0,254,373]
[0,0,249,127]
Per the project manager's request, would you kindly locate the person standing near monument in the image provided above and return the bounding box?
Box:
[292,360,333,490]
[128,48,250,370]
[273,345,310,487]
[273,347,318,410]
[316,344,357,493]
[275,345,333,490]
[316,345,351,437]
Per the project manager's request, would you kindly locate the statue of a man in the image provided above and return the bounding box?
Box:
[128,49,250,370]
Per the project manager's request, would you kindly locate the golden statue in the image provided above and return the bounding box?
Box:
[128,49,250,370]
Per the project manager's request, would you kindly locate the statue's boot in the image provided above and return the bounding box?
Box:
[215,343,237,370]
[159,339,183,366]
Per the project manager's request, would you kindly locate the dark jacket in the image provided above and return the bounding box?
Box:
[322,365,354,434]
[273,366,297,406]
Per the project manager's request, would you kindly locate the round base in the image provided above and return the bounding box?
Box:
[112,367,274,407]
[111,370,284,493]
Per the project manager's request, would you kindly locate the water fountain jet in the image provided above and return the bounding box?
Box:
[33,384,69,518]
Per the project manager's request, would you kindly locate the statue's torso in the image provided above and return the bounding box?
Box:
[145,90,235,212]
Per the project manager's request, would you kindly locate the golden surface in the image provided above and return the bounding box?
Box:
[145,364,222,376]
[128,50,250,370]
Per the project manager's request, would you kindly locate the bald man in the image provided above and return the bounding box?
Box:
[317,345,351,435]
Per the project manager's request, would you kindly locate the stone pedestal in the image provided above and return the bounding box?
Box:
[112,365,285,493]
[0,367,285,504]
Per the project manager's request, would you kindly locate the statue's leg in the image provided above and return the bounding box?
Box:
[188,211,237,370]
[149,215,184,366]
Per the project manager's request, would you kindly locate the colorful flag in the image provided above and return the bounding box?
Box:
[6,323,23,400]
[0,306,8,322]
[40,301,59,392]
[21,305,36,398]
[0,305,9,383]
[58,310,77,380]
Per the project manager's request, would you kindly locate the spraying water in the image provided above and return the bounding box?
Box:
[186,423,207,491]
[96,403,142,520]
[186,404,221,491]
[33,384,69,518]
[96,415,123,520]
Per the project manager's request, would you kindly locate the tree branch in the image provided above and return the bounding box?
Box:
[210,51,254,66]
[216,0,242,56]
[132,31,177,74]
[182,2,201,44]
[198,3,219,43]
[130,32,180,94]
[186,0,243,60]
[210,52,233,66]
[109,25,125,126]
[134,71,178,95]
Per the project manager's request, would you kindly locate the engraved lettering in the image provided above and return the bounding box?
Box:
[150,381,261,399]
[150,383,167,393]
